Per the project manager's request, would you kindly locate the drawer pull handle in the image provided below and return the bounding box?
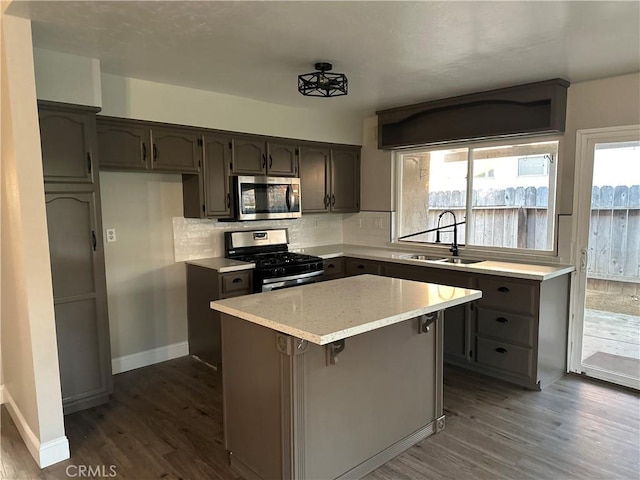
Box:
[495,347,508,354]
[232,278,243,284]
[327,264,335,269]
[357,265,365,269]
[496,317,508,323]
[498,286,510,293]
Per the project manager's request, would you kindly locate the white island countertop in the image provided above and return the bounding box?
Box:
[211,274,482,345]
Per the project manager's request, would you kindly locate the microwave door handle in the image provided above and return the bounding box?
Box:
[286,185,295,211]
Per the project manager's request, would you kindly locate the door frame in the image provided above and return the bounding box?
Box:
[569,125,640,388]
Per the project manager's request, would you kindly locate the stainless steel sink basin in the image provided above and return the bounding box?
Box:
[403,254,444,261]
[402,254,481,265]
[432,257,481,265]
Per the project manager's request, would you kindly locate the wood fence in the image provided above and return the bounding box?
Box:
[418,185,640,283]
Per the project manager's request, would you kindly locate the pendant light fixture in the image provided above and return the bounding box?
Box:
[298,62,348,97]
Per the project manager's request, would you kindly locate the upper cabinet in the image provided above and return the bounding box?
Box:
[183,133,233,219]
[232,138,298,177]
[97,117,200,174]
[97,118,149,171]
[300,146,360,213]
[39,102,100,184]
[330,148,360,213]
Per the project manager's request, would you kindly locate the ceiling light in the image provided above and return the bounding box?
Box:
[298,62,348,97]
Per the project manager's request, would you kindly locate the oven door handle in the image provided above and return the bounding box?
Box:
[261,270,324,291]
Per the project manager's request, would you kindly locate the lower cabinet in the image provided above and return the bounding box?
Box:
[336,256,570,390]
[344,258,383,276]
[322,257,345,281]
[187,266,253,367]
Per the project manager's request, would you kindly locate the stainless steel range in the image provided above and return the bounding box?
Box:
[224,228,324,292]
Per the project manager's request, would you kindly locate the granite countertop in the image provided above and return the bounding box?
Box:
[296,244,575,281]
[211,274,482,345]
[185,257,255,273]
[186,244,574,281]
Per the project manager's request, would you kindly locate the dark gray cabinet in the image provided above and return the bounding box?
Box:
[39,101,112,414]
[45,192,112,412]
[232,138,298,177]
[345,258,383,276]
[187,265,253,368]
[330,148,360,213]
[300,147,331,212]
[151,127,201,173]
[322,257,345,281]
[325,255,569,389]
[96,116,201,174]
[300,147,360,213]
[183,133,232,218]
[97,118,149,171]
[39,103,97,184]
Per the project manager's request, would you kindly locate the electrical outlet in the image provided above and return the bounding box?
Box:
[106,228,117,243]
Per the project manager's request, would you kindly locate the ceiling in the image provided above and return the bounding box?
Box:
[8,1,640,116]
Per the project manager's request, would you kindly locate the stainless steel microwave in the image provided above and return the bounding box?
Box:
[229,176,301,221]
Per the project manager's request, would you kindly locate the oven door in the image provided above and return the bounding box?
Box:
[234,176,301,221]
[261,270,324,292]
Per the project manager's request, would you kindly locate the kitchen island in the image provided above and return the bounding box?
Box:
[211,274,482,480]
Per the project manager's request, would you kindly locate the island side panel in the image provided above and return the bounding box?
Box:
[221,314,284,480]
[537,274,570,388]
[302,316,443,480]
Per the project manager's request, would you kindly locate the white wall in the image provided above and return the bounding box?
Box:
[1,13,68,467]
[100,172,187,360]
[33,48,102,106]
[561,73,640,214]
[100,73,362,145]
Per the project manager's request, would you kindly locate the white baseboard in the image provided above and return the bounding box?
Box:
[111,341,189,374]
[3,388,70,468]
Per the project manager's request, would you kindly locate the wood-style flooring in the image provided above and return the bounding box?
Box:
[2,356,638,480]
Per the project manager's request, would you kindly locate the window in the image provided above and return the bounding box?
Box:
[397,139,559,251]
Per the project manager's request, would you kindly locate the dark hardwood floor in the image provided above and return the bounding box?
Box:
[2,357,638,480]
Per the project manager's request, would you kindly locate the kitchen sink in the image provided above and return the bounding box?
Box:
[432,257,481,265]
[402,254,481,265]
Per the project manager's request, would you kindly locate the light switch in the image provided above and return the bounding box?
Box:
[106,228,117,243]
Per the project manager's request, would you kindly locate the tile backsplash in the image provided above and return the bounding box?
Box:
[173,214,346,262]
[173,211,393,262]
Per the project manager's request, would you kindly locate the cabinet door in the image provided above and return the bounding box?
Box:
[151,127,201,173]
[267,142,298,177]
[203,134,232,217]
[330,149,360,212]
[232,138,267,175]
[97,118,149,171]
[300,147,330,213]
[345,258,383,276]
[39,109,95,184]
[45,192,112,412]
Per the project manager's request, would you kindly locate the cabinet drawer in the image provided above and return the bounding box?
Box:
[345,258,382,276]
[220,271,252,296]
[477,277,536,314]
[323,258,344,277]
[477,308,534,346]
[476,337,532,377]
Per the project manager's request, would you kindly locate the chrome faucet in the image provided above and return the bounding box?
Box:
[435,210,459,256]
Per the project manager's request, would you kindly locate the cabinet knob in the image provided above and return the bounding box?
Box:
[357,264,365,270]
[497,286,510,293]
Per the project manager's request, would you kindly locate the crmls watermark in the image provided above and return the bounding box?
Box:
[66,465,117,478]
